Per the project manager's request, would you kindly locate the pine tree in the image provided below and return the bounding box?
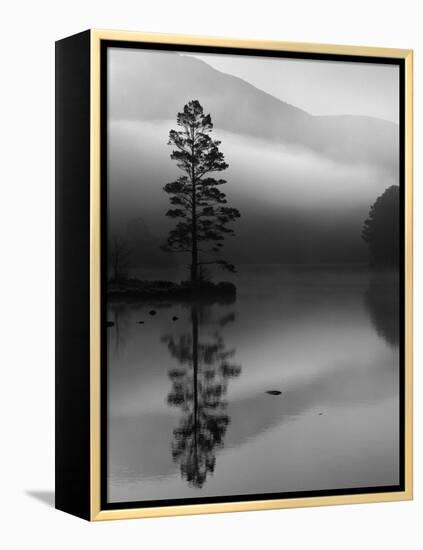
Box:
[163,100,240,284]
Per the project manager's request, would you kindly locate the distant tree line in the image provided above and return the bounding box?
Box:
[109,234,131,282]
[362,185,399,267]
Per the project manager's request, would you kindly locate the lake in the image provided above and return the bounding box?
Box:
[106,265,400,503]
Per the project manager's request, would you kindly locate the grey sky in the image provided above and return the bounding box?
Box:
[191,54,399,124]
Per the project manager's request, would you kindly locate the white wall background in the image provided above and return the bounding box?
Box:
[0,0,420,548]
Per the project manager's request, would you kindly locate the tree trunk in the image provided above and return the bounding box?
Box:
[191,245,198,284]
[190,132,198,285]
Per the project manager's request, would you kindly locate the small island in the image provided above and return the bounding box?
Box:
[108,278,236,302]
[108,100,240,302]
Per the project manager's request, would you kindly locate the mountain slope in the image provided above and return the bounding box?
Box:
[109,49,399,174]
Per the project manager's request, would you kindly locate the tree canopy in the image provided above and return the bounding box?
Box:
[362,185,399,267]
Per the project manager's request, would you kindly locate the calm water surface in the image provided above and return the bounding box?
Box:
[107,266,399,503]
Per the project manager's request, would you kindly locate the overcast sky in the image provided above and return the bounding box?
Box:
[191,54,399,124]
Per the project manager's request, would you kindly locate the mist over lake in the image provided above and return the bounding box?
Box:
[108,119,396,266]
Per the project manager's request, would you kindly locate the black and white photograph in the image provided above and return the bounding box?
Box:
[3,0,421,543]
[104,44,403,506]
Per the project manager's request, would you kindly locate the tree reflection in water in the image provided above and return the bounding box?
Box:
[162,304,241,488]
[109,303,131,356]
[364,272,399,348]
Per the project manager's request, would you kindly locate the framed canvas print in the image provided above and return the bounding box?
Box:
[55,29,413,521]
